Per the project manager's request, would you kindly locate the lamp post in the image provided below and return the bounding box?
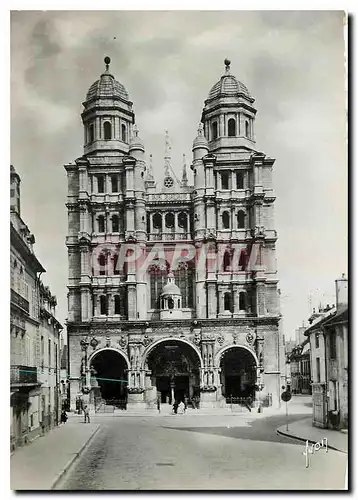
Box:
[80,337,91,394]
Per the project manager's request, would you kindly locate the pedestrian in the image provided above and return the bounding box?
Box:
[178,401,185,414]
[172,400,178,415]
[184,395,188,412]
[83,405,90,423]
[61,410,68,424]
[157,395,161,413]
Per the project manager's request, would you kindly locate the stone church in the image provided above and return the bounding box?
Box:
[65,57,283,410]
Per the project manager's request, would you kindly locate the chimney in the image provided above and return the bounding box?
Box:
[335,273,348,313]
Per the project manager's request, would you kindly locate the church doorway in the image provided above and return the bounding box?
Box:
[90,349,128,404]
[146,340,201,405]
[220,347,256,400]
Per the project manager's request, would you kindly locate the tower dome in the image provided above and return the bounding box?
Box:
[85,56,130,103]
[206,59,254,103]
[162,272,181,296]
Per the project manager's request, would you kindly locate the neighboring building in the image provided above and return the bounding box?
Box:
[60,340,70,411]
[38,282,63,430]
[10,165,62,451]
[287,338,311,395]
[305,275,348,430]
[65,57,283,411]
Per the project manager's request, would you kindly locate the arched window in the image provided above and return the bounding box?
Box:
[239,248,248,271]
[222,211,230,229]
[224,292,232,312]
[100,295,107,315]
[165,212,175,228]
[153,213,162,230]
[245,120,250,138]
[228,118,236,137]
[221,172,229,190]
[237,211,245,229]
[98,215,105,233]
[168,298,174,310]
[236,172,244,189]
[147,214,151,234]
[114,295,121,315]
[103,121,112,140]
[223,251,231,272]
[178,212,188,230]
[88,124,95,143]
[98,254,107,276]
[121,124,127,142]
[239,292,247,311]
[112,215,119,233]
[211,121,218,140]
[175,263,194,308]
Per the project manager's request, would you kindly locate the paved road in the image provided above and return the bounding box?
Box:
[57,414,347,490]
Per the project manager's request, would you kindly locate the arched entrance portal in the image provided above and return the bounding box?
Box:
[146,340,201,405]
[220,347,257,400]
[90,349,128,403]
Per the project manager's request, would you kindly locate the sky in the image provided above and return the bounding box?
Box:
[10,10,347,340]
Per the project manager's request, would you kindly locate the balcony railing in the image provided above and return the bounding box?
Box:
[10,365,39,386]
[11,289,29,314]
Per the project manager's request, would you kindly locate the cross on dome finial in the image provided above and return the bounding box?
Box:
[133,124,139,137]
[198,122,204,136]
[224,58,231,74]
[104,56,111,72]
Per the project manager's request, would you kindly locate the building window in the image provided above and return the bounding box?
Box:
[224,292,233,313]
[245,120,250,138]
[175,263,194,308]
[329,331,337,359]
[222,211,230,229]
[111,175,119,192]
[223,251,231,272]
[149,264,167,309]
[98,254,107,276]
[153,213,162,230]
[114,295,121,315]
[112,215,119,233]
[178,212,188,230]
[211,121,218,140]
[41,335,44,364]
[228,118,236,137]
[221,172,229,190]
[165,212,175,228]
[98,215,105,233]
[236,172,244,189]
[88,124,95,143]
[316,357,321,383]
[121,124,127,142]
[48,340,51,367]
[97,175,105,193]
[237,210,245,229]
[239,291,246,311]
[100,295,107,315]
[103,121,112,140]
[315,334,320,349]
[112,254,120,275]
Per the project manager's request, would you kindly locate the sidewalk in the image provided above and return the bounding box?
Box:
[277,417,348,453]
[10,421,100,490]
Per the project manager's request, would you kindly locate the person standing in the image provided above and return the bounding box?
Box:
[61,410,68,424]
[83,405,90,423]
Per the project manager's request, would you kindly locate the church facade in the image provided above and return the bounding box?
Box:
[65,57,283,410]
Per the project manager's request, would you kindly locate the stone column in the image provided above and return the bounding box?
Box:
[219,290,225,314]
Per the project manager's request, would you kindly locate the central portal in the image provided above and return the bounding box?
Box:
[147,340,201,405]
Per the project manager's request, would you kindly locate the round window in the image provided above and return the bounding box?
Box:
[164,176,174,188]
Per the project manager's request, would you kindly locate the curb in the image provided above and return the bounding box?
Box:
[276,428,348,454]
[51,425,101,490]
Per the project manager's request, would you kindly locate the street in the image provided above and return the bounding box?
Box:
[56,411,347,490]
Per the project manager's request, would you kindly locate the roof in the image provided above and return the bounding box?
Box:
[86,72,130,102]
[208,74,252,101]
[162,282,181,296]
[304,306,338,336]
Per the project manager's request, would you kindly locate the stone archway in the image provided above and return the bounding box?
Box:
[217,345,257,400]
[142,339,203,405]
[89,348,129,404]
